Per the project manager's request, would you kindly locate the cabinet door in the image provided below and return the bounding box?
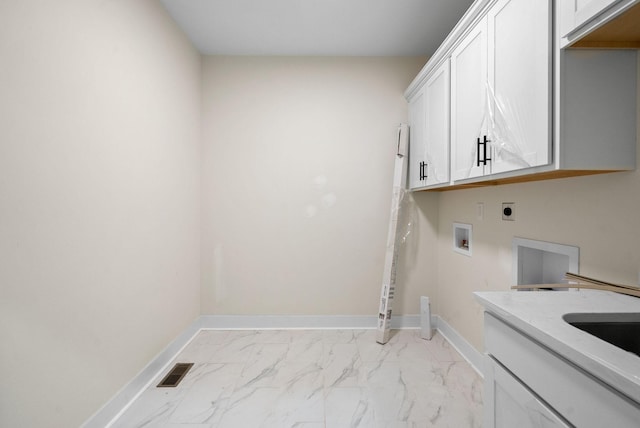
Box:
[408,87,427,190]
[424,60,450,186]
[487,0,551,175]
[485,358,571,428]
[451,17,488,181]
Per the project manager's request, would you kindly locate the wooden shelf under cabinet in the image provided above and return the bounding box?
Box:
[422,170,621,192]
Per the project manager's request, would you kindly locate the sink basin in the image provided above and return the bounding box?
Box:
[563,312,640,357]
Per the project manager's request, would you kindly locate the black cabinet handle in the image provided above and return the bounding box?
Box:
[477,135,492,167]
[483,135,492,164]
[419,161,428,180]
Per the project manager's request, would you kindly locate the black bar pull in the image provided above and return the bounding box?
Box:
[419,161,427,180]
[477,136,492,167]
[483,135,492,164]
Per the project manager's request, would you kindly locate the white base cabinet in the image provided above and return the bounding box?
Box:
[483,312,640,428]
[485,358,570,428]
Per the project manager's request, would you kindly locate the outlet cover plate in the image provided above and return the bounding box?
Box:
[502,202,515,221]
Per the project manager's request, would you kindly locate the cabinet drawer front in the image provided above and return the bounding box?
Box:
[487,358,571,428]
[485,313,640,428]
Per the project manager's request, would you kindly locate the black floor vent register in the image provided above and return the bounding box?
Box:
[157,363,193,388]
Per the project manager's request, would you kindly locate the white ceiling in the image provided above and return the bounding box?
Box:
[160,0,474,56]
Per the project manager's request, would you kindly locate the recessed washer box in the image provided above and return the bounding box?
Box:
[512,237,579,288]
[453,223,472,256]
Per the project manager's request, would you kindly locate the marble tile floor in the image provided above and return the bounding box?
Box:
[111,329,483,428]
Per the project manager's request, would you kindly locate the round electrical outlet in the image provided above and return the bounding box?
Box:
[502,202,515,221]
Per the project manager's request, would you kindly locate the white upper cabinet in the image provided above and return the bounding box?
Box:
[453,0,551,183]
[486,0,551,175]
[404,0,636,191]
[423,60,451,187]
[560,0,640,47]
[451,17,488,181]
[408,87,426,190]
[570,0,622,34]
[408,60,451,190]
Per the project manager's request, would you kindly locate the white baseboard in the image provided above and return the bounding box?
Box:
[82,317,204,428]
[83,313,482,427]
[434,315,484,378]
[199,314,421,329]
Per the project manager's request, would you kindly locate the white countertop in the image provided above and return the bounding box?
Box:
[474,289,640,404]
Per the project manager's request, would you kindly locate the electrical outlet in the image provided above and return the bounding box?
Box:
[476,202,484,220]
[502,202,515,221]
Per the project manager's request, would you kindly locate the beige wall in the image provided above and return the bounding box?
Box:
[432,62,640,352]
[201,56,428,315]
[4,0,634,423]
[0,1,201,427]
